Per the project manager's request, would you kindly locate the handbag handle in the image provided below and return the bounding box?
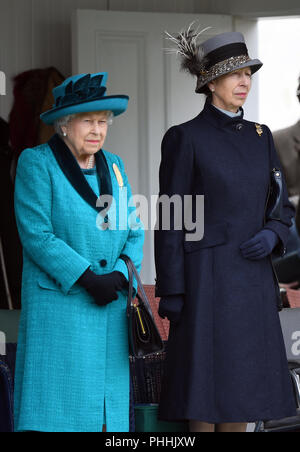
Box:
[0,234,13,310]
[120,254,154,320]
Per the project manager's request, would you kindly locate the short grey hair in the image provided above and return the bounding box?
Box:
[54,110,114,136]
[53,115,74,136]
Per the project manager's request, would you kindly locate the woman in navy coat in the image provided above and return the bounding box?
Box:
[155,30,297,432]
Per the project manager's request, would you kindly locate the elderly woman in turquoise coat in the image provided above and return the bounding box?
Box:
[13,72,144,432]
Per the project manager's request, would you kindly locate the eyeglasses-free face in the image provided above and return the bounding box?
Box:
[208,67,252,113]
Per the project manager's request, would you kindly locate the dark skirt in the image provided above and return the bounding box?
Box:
[158,244,297,424]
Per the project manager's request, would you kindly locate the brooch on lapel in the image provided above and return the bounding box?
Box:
[255,123,263,137]
[113,163,124,189]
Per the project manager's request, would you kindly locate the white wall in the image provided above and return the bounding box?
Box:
[110,0,300,16]
[0,0,204,121]
[230,0,300,16]
[0,0,108,121]
[257,17,300,131]
[234,17,260,122]
[2,0,300,121]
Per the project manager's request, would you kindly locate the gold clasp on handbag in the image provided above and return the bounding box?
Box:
[134,304,146,335]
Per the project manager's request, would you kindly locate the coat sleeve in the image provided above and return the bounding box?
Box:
[155,125,194,297]
[14,148,91,295]
[112,155,145,294]
[263,125,296,257]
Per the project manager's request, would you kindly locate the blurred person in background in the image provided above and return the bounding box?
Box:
[273,76,300,235]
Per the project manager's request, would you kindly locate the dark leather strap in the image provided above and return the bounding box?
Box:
[120,254,154,320]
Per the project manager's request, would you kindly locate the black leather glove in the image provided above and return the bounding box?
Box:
[77,269,127,306]
[158,295,185,324]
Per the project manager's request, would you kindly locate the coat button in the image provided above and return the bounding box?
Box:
[236,123,243,131]
[100,259,107,268]
[100,218,110,230]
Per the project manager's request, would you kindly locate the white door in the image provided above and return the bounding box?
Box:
[72,10,258,283]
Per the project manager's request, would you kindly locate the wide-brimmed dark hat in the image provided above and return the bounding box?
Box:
[166,26,263,94]
[40,72,129,125]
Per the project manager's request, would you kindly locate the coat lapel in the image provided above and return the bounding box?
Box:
[48,134,112,213]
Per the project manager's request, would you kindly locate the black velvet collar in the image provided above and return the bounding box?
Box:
[201,98,245,129]
[48,134,112,213]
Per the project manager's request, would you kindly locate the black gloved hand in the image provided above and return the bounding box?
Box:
[158,295,185,324]
[77,269,127,306]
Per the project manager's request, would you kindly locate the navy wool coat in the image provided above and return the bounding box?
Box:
[155,99,297,423]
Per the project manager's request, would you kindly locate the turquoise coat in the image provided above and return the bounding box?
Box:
[14,137,144,432]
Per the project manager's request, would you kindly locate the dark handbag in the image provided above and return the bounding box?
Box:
[264,168,285,311]
[273,218,300,284]
[120,255,164,359]
[265,168,283,221]
[0,361,14,432]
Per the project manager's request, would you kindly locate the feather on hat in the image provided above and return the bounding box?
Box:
[165,23,212,76]
[165,24,263,94]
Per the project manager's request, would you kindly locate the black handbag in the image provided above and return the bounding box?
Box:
[0,361,14,432]
[265,167,283,221]
[120,255,164,359]
[264,168,285,311]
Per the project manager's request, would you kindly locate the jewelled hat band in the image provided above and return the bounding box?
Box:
[196,54,251,91]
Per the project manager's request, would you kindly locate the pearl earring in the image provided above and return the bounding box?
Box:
[63,132,67,137]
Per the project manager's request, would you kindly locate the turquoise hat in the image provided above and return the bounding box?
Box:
[40,72,129,125]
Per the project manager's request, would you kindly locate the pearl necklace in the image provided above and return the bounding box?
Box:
[86,155,95,169]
